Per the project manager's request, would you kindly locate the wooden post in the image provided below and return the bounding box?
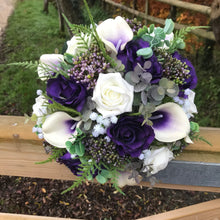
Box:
[144,0,148,25]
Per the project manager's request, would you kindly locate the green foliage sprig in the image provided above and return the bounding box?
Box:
[168,26,210,53]
[35,147,66,164]
[8,61,39,71]
[45,95,82,117]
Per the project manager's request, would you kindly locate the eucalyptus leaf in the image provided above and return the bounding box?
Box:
[141,34,153,43]
[136,47,153,59]
[130,71,140,83]
[134,81,148,92]
[154,27,166,40]
[164,19,174,34]
[96,174,107,184]
[125,71,136,85]
[141,91,148,105]
[143,61,152,69]
[101,169,112,179]
[159,78,169,88]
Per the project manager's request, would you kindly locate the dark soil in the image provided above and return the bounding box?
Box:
[0,176,219,219]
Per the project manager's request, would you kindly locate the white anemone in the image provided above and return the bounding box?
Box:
[151,102,190,142]
[96,16,133,54]
[42,112,80,148]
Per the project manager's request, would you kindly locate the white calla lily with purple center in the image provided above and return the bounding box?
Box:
[96,16,133,54]
[37,54,64,80]
[150,102,190,142]
[42,112,80,148]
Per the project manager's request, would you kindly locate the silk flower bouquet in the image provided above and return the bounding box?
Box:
[19,1,208,194]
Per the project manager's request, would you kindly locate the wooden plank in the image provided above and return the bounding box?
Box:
[1,116,219,152]
[102,0,215,41]
[137,198,220,220]
[156,0,211,15]
[0,116,220,192]
[0,213,80,220]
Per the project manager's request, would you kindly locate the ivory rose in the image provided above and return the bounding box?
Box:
[92,73,134,118]
[142,147,174,174]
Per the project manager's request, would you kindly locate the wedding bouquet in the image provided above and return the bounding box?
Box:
[31,2,203,193]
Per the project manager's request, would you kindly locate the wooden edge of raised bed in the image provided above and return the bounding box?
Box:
[0,115,220,193]
[0,198,220,220]
[0,212,80,220]
[138,198,220,220]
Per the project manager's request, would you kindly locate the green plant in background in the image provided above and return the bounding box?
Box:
[0,0,67,115]
[0,0,219,128]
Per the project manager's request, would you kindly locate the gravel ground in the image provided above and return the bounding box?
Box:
[0,175,219,219]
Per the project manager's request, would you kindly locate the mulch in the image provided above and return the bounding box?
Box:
[0,175,219,219]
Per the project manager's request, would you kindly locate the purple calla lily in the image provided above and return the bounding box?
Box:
[96,16,133,54]
[42,112,80,148]
[150,102,190,142]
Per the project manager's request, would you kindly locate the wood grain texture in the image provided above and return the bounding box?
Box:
[0,213,80,220]
[138,198,220,220]
[0,116,220,192]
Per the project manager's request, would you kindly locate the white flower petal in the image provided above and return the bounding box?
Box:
[96,16,133,54]
[37,54,64,80]
[42,112,80,148]
[143,147,174,174]
[151,102,190,142]
[92,73,134,118]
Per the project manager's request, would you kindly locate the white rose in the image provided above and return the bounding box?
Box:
[92,73,134,118]
[142,147,174,175]
[66,33,92,56]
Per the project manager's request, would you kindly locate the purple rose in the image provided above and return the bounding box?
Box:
[58,153,82,176]
[47,74,87,112]
[107,115,155,158]
[117,38,163,83]
[142,54,163,83]
[172,52,197,98]
[58,152,99,177]
[117,38,149,71]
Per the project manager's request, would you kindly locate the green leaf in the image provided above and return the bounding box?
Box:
[75,141,85,157]
[142,35,153,43]
[64,53,74,64]
[137,25,148,37]
[96,174,107,184]
[87,173,93,181]
[190,121,200,132]
[136,47,153,59]
[154,27,166,40]
[101,170,112,179]
[164,19,174,34]
[149,24,155,34]
[164,40,170,47]
[65,141,76,154]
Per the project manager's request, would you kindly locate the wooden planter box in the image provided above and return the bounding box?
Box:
[0,115,220,219]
